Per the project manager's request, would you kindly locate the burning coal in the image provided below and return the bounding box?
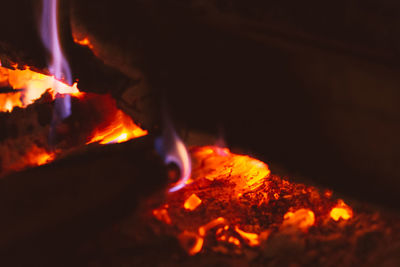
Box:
[151,146,353,255]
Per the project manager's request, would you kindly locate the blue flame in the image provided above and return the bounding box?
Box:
[155,117,191,193]
[40,0,72,120]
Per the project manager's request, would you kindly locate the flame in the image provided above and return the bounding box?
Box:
[184,193,202,211]
[0,65,147,173]
[40,0,73,120]
[330,199,353,221]
[0,65,80,112]
[156,116,192,193]
[87,110,147,145]
[153,145,356,255]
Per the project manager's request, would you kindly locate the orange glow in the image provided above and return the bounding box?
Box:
[191,146,270,193]
[0,65,80,112]
[152,208,172,225]
[198,217,227,237]
[330,199,353,221]
[0,63,147,174]
[184,193,202,211]
[35,151,55,166]
[228,236,241,246]
[73,37,94,50]
[235,226,260,246]
[282,209,315,232]
[6,145,54,174]
[154,145,356,255]
[178,231,204,255]
[87,110,147,145]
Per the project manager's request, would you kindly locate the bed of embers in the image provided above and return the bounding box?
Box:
[78,146,400,266]
[1,62,400,266]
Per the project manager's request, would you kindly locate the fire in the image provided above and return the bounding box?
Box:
[0,64,80,112]
[184,193,202,211]
[152,145,355,255]
[156,115,192,193]
[87,109,147,145]
[0,63,147,174]
[6,145,54,173]
[330,199,353,221]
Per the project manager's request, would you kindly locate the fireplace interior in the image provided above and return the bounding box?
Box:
[1,0,400,266]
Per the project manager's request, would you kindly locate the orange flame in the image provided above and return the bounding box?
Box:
[0,63,148,174]
[0,64,80,112]
[87,110,147,145]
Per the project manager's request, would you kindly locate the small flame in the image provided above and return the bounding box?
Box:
[156,116,191,193]
[87,110,147,145]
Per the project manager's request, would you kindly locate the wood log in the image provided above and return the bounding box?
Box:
[0,135,167,265]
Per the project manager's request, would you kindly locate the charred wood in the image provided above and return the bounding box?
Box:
[0,135,167,265]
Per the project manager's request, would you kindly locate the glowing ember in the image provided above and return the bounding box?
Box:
[153,207,172,225]
[184,193,202,211]
[235,226,260,246]
[191,146,270,193]
[6,145,54,173]
[178,231,204,256]
[330,199,353,221]
[227,236,241,246]
[282,209,315,232]
[73,37,94,50]
[152,145,355,255]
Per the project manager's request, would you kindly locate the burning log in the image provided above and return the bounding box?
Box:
[0,135,167,264]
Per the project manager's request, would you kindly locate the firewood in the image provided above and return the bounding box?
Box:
[0,135,167,255]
